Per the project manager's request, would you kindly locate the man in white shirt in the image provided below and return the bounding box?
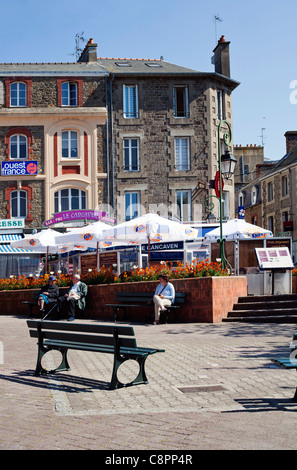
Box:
[57,274,88,321]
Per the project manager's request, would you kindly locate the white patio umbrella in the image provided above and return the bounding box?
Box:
[100,213,199,267]
[203,218,273,242]
[10,228,61,273]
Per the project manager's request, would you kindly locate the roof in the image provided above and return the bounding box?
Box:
[261,143,297,179]
[96,57,240,88]
[97,57,200,75]
[0,62,108,77]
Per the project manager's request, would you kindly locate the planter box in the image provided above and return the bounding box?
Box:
[0,276,247,323]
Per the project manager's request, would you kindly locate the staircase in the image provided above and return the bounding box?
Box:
[223,294,297,323]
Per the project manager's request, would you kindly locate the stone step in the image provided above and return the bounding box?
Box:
[237,294,297,303]
[233,300,297,311]
[223,315,297,323]
[228,308,297,317]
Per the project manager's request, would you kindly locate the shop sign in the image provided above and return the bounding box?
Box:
[142,241,184,253]
[1,161,38,176]
[0,218,24,228]
[44,210,116,227]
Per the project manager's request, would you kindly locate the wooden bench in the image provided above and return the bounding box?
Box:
[105,292,186,323]
[271,332,297,401]
[26,320,165,389]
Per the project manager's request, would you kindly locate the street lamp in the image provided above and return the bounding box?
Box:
[205,119,237,272]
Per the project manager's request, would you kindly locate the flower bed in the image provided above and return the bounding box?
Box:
[0,260,227,291]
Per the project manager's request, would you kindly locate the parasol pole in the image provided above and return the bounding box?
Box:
[45,246,49,274]
[147,235,150,268]
[96,241,99,272]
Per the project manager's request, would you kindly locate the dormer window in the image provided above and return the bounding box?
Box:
[62,82,78,106]
[10,82,26,107]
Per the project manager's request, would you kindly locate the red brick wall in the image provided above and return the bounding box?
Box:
[0,276,247,323]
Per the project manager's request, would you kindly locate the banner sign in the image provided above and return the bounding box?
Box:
[142,241,184,253]
[0,218,24,229]
[44,210,116,227]
[238,206,245,219]
[1,161,38,176]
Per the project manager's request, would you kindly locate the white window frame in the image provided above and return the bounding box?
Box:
[10,82,26,107]
[11,190,27,218]
[61,130,79,158]
[54,188,87,213]
[125,191,140,221]
[123,85,139,119]
[175,137,190,171]
[124,138,140,171]
[173,85,189,118]
[282,176,288,197]
[61,81,78,106]
[10,134,28,159]
[176,190,192,222]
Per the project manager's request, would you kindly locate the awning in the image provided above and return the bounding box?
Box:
[0,245,40,254]
[0,234,23,243]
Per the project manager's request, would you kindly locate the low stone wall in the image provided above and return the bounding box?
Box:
[0,276,247,323]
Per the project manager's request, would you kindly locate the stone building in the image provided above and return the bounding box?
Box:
[0,36,239,230]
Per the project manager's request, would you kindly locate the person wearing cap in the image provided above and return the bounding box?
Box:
[38,275,60,312]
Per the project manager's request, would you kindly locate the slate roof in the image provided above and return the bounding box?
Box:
[0,62,108,76]
[261,143,297,178]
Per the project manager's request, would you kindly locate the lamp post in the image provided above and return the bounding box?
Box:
[205,119,237,272]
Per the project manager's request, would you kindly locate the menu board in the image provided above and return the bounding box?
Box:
[80,254,98,275]
[255,247,294,270]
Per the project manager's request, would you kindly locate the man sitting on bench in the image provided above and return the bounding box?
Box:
[57,274,88,321]
[38,275,59,313]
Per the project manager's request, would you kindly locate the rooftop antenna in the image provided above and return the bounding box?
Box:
[75,32,87,61]
[214,15,223,43]
[260,128,266,147]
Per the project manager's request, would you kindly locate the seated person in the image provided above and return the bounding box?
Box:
[57,274,88,321]
[153,274,175,325]
[38,275,59,312]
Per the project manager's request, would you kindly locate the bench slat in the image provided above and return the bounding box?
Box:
[272,358,297,369]
[27,320,135,336]
[28,329,137,348]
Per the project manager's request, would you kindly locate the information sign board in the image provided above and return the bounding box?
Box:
[255,247,294,270]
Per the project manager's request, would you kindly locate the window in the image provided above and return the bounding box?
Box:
[282,176,288,197]
[175,137,190,171]
[11,190,27,218]
[173,86,189,118]
[10,82,26,107]
[61,82,78,106]
[251,186,258,205]
[125,192,140,221]
[222,191,230,220]
[239,192,245,207]
[123,85,138,118]
[10,135,27,159]
[268,216,274,233]
[54,189,86,213]
[124,138,140,171]
[268,182,273,201]
[217,90,223,120]
[62,131,78,158]
[176,190,191,222]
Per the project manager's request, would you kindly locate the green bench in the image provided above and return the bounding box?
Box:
[271,332,297,401]
[27,320,165,389]
[105,292,186,323]
[22,291,40,316]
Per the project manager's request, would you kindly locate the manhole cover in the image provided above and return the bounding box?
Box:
[178,385,226,394]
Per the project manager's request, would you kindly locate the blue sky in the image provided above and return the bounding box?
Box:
[2,0,297,161]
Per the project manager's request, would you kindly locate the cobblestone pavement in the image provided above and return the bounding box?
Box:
[1,315,297,450]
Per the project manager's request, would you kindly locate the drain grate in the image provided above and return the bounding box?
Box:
[178,385,226,394]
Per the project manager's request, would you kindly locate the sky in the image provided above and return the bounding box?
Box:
[1,0,297,161]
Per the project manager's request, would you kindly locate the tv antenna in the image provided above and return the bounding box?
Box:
[74,32,87,61]
[260,128,266,147]
[214,15,223,43]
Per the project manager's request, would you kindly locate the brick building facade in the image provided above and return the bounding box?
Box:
[0,37,239,230]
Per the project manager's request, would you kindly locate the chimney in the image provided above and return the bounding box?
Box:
[78,38,97,63]
[284,131,297,154]
[212,35,231,78]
